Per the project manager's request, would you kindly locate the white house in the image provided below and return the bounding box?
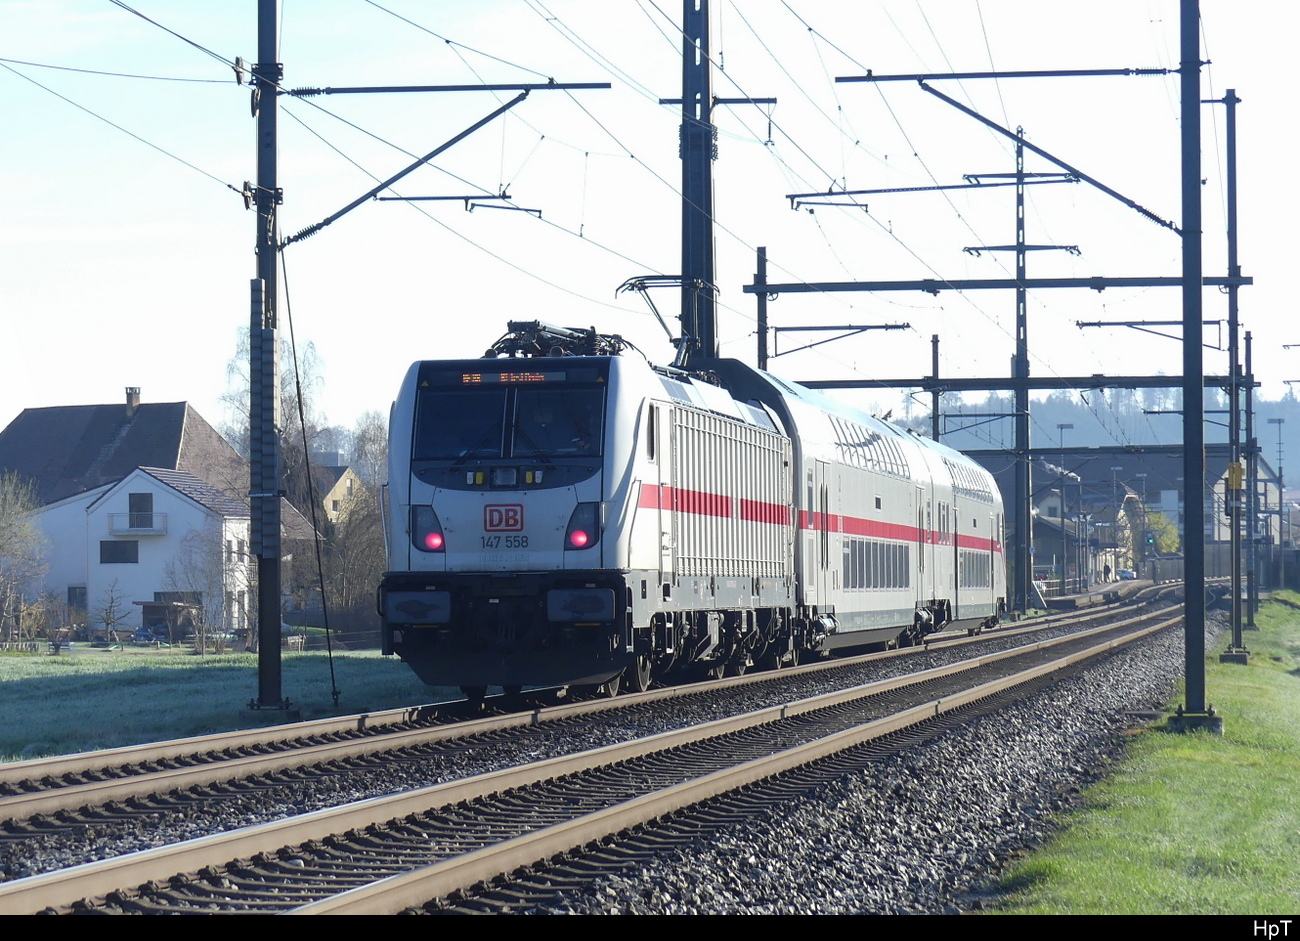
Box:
[38,467,251,639]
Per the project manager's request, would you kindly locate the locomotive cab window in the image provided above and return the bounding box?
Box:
[413,377,605,463]
[512,388,603,456]
[414,388,507,460]
[409,362,609,491]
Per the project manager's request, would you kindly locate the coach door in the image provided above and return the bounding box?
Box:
[915,485,928,607]
[802,462,831,606]
[942,501,959,613]
[986,510,999,609]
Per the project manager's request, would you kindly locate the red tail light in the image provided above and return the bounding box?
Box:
[411,506,445,553]
[564,503,601,551]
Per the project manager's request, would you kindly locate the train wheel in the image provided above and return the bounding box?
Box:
[624,655,652,693]
[575,672,622,699]
[724,658,748,677]
[460,685,487,706]
[597,671,622,698]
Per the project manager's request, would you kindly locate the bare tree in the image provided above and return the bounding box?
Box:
[220,329,328,514]
[95,578,131,644]
[163,527,249,653]
[0,472,47,643]
[323,487,386,639]
[351,410,388,491]
[37,592,72,654]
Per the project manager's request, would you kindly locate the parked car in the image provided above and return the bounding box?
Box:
[1117,569,1137,580]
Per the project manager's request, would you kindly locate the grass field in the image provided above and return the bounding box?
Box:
[990,594,1300,914]
[0,645,453,761]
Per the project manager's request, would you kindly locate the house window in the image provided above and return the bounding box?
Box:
[346,477,354,496]
[128,492,154,529]
[100,540,139,564]
[332,499,341,513]
[67,586,87,614]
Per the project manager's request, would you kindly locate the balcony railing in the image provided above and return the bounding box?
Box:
[107,512,168,535]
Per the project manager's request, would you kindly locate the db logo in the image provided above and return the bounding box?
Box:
[484,504,524,532]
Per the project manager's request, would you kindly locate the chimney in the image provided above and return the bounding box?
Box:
[125,387,141,417]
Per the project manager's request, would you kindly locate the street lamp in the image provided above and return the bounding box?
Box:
[1108,466,1123,583]
[1135,472,1148,573]
[1268,418,1285,584]
[1057,424,1073,590]
[1057,423,1074,452]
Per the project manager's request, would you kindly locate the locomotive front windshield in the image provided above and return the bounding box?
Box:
[414,382,605,461]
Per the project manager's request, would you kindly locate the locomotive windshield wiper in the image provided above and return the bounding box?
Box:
[450,424,504,468]
[510,425,554,464]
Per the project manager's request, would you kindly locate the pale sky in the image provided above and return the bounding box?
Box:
[1,1,1293,449]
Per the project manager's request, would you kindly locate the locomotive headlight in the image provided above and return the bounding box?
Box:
[411,506,446,553]
[564,502,602,550]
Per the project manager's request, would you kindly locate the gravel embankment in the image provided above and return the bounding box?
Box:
[542,617,1215,914]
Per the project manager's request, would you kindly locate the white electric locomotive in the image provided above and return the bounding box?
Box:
[379,322,1006,696]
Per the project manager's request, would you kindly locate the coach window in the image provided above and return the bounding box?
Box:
[647,404,658,461]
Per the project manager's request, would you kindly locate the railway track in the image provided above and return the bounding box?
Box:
[0,599,1181,914]
[0,585,1171,826]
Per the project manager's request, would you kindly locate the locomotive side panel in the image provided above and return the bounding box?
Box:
[668,405,790,583]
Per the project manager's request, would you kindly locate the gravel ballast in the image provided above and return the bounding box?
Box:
[539,619,1213,915]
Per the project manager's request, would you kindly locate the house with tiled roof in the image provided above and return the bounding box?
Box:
[310,460,365,525]
[0,387,336,638]
[0,389,263,638]
[37,467,251,639]
[0,387,247,506]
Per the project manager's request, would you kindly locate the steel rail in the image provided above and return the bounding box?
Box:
[0,702,451,789]
[0,607,1178,915]
[295,610,1179,913]
[1,590,1173,821]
